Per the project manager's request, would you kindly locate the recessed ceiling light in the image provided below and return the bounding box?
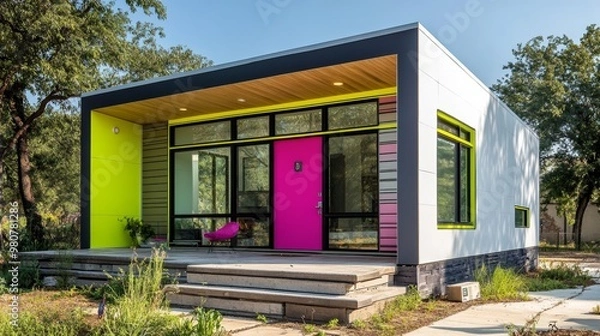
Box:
[333,82,344,86]
[179,107,187,112]
[237,98,246,102]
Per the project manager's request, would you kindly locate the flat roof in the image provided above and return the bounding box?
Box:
[82,22,419,98]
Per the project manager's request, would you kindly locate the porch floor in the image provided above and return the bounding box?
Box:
[22,247,397,278]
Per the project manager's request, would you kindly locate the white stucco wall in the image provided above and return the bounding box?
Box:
[416,27,539,264]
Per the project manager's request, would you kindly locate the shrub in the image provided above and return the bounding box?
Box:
[17,259,40,289]
[592,305,600,315]
[525,278,567,292]
[525,263,592,292]
[56,250,74,289]
[538,263,591,285]
[474,265,528,301]
[120,216,155,248]
[389,285,422,312]
[179,307,227,336]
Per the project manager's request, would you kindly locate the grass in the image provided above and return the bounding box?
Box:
[539,240,600,253]
[325,318,339,329]
[525,263,593,291]
[475,265,528,301]
[0,248,225,336]
[0,290,99,336]
[256,313,268,323]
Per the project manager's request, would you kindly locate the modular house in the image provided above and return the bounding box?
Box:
[80,23,539,293]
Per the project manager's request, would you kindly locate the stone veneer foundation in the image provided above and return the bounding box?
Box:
[395,247,539,296]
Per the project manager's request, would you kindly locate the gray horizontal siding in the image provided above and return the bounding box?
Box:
[142,122,168,234]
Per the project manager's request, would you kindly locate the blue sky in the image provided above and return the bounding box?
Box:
[147,0,599,86]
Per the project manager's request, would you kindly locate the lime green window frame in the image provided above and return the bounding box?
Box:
[515,206,529,228]
[437,111,476,229]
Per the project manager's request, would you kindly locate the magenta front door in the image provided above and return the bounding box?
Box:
[274,137,323,250]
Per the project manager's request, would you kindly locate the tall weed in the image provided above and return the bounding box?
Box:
[96,248,176,336]
[474,265,528,301]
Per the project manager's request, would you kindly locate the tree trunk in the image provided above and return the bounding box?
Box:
[562,213,567,245]
[573,185,592,250]
[0,158,4,210]
[16,132,44,249]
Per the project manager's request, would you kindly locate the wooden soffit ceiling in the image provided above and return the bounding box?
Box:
[95,55,397,124]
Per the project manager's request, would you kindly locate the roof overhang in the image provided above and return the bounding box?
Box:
[81,23,419,124]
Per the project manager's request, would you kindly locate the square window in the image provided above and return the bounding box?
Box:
[515,206,529,228]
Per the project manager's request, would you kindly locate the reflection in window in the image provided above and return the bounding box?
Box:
[436,113,474,227]
[237,116,270,139]
[328,134,378,213]
[174,148,230,215]
[328,218,378,250]
[173,217,229,245]
[173,121,231,146]
[275,109,322,135]
[437,138,457,222]
[236,217,270,247]
[237,144,270,213]
[328,102,378,130]
[515,206,529,228]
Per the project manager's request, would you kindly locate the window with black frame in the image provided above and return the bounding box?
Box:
[327,132,379,250]
[172,148,231,244]
[235,144,271,247]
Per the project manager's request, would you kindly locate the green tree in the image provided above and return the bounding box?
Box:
[0,0,211,249]
[492,24,600,249]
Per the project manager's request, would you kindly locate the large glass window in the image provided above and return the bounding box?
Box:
[327,133,378,250]
[437,112,475,228]
[237,144,270,213]
[237,116,270,139]
[173,147,231,245]
[328,102,378,130]
[173,148,230,215]
[173,121,231,146]
[173,217,229,243]
[236,144,271,247]
[275,109,322,135]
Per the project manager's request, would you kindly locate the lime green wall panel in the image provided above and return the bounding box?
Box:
[90,112,142,248]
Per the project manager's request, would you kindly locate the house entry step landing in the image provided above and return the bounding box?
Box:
[21,248,405,323]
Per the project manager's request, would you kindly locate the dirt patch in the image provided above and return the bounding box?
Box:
[272,300,478,335]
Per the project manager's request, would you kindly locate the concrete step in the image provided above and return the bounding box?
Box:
[166,283,406,323]
[187,263,396,283]
[187,272,393,295]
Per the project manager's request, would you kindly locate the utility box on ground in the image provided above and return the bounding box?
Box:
[446,281,480,302]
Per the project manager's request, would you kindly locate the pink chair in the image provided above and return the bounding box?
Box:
[203,222,240,252]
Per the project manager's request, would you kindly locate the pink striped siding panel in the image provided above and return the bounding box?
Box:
[380,203,397,215]
[379,143,397,155]
[378,96,397,253]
